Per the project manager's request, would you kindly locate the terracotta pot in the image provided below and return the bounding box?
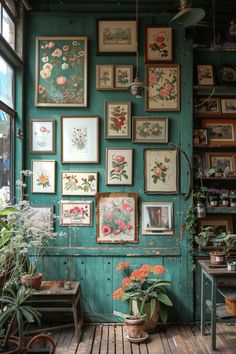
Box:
[0,336,20,354]
[125,317,145,338]
[210,252,226,265]
[20,273,43,290]
[144,301,160,333]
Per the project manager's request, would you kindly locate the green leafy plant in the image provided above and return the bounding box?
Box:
[0,286,41,351]
[113,262,173,323]
[195,226,214,249]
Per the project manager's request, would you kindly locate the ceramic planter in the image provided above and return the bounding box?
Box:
[20,273,43,290]
[210,252,226,265]
[0,336,20,354]
[144,301,160,333]
[124,317,145,338]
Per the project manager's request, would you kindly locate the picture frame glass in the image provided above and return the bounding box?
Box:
[61,171,98,196]
[146,64,180,111]
[32,160,55,193]
[144,149,179,194]
[60,201,92,226]
[61,116,99,163]
[145,27,173,62]
[97,20,137,53]
[96,193,138,243]
[106,149,133,185]
[132,117,168,143]
[31,120,55,153]
[35,36,87,107]
[105,101,131,139]
[142,202,173,235]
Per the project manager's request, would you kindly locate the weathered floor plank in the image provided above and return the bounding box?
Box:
[49,323,236,354]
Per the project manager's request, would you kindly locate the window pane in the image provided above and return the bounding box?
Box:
[0,55,14,109]
[2,7,15,49]
[0,111,12,203]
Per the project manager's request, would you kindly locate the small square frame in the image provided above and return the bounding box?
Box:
[142,202,173,235]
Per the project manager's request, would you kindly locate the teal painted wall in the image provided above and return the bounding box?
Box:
[25,12,193,322]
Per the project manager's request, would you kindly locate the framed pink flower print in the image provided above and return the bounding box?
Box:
[96,192,138,243]
[145,64,180,112]
[106,148,133,185]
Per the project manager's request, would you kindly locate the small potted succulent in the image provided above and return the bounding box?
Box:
[208,188,220,207]
[220,189,230,207]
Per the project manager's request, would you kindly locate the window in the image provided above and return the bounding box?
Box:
[0,1,16,50]
[0,55,14,108]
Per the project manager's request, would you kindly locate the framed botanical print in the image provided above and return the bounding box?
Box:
[145,64,180,111]
[61,171,98,196]
[31,204,54,230]
[221,98,236,116]
[197,64,214,85]
[144,149,179,194]
[60,200,93,226]
[193,97,221,116]
[145,26,173,62]
[96,64,114,90]
[114,65,133,89]
[97,20,137,54]
[105,101,131,139]
[132,117,168,143]
[30,119,56,154]
[142,202,173,235]
[201,119,236,147]
[204,152,236,172]
[96,192,138,243]
[61,116,99,163]
[35,36,88,107]
[106,148,133,185]
[193,128,208,146]
[31,160,56,194]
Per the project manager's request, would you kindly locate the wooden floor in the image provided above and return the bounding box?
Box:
[49,323,236,354]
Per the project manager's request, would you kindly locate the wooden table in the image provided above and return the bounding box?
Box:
[29,281,83,338]
[199,260,236,350]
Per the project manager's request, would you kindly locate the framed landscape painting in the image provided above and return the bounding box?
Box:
[61,116,99,163]
[145,26,173,62]
[132,117,168,143]
[97,20,137,54]
[201,119,236,147]
[106,148,133,185]
[144,149,179,194]
[105,101,131,139]
[96,192,138,243]
[35,36,88,107]
[61,171,98,196]
[142,202,173,235]
[30,119,56,154]
[145,64,180,111]
[31,160,56,194]
[60,200,93,226]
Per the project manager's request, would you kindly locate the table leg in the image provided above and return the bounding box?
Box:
[200,270,206,335]
[211,278,217,350]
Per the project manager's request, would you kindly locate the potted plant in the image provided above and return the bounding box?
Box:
[113,262,173,334]
[208,188,220,207]
[0,286,41,353]
[230,190,236,207]
[195,226,214,250]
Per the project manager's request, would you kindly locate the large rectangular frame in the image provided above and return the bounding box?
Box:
[61,116,99,163]
[35,36,88,107]
[96,192,138,243]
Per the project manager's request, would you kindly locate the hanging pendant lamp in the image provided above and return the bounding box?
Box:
[170,0,205,29]
[129,0,146,98]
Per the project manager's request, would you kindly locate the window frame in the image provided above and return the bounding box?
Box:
[0,0,17,50]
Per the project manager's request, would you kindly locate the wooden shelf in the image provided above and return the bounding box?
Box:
[197,176,236,181]
[206,207,236,214]
[205,300,236,320]
[193,85,236,96]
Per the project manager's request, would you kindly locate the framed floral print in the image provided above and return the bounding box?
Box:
[201,119,236,147]
[35,36,88,107]
[145,26,173,63]
[30,119,56,154]
[145,64,180,111]
[61,171,98,196]
[96,192,138,243]
[105,101,131,139]
[60,200,93,226]
[144,149,179,194]
[31,160,56,194]
[142,202,173,235]
[106,148,133,185]
[61,116,99,163]
[114,65,133,89]
[97,20,137,54]
[197,64,214,85]
[96,64,114,90]
[132,117,168,143]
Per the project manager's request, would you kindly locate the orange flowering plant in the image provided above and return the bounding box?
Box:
[113,262,173,323]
